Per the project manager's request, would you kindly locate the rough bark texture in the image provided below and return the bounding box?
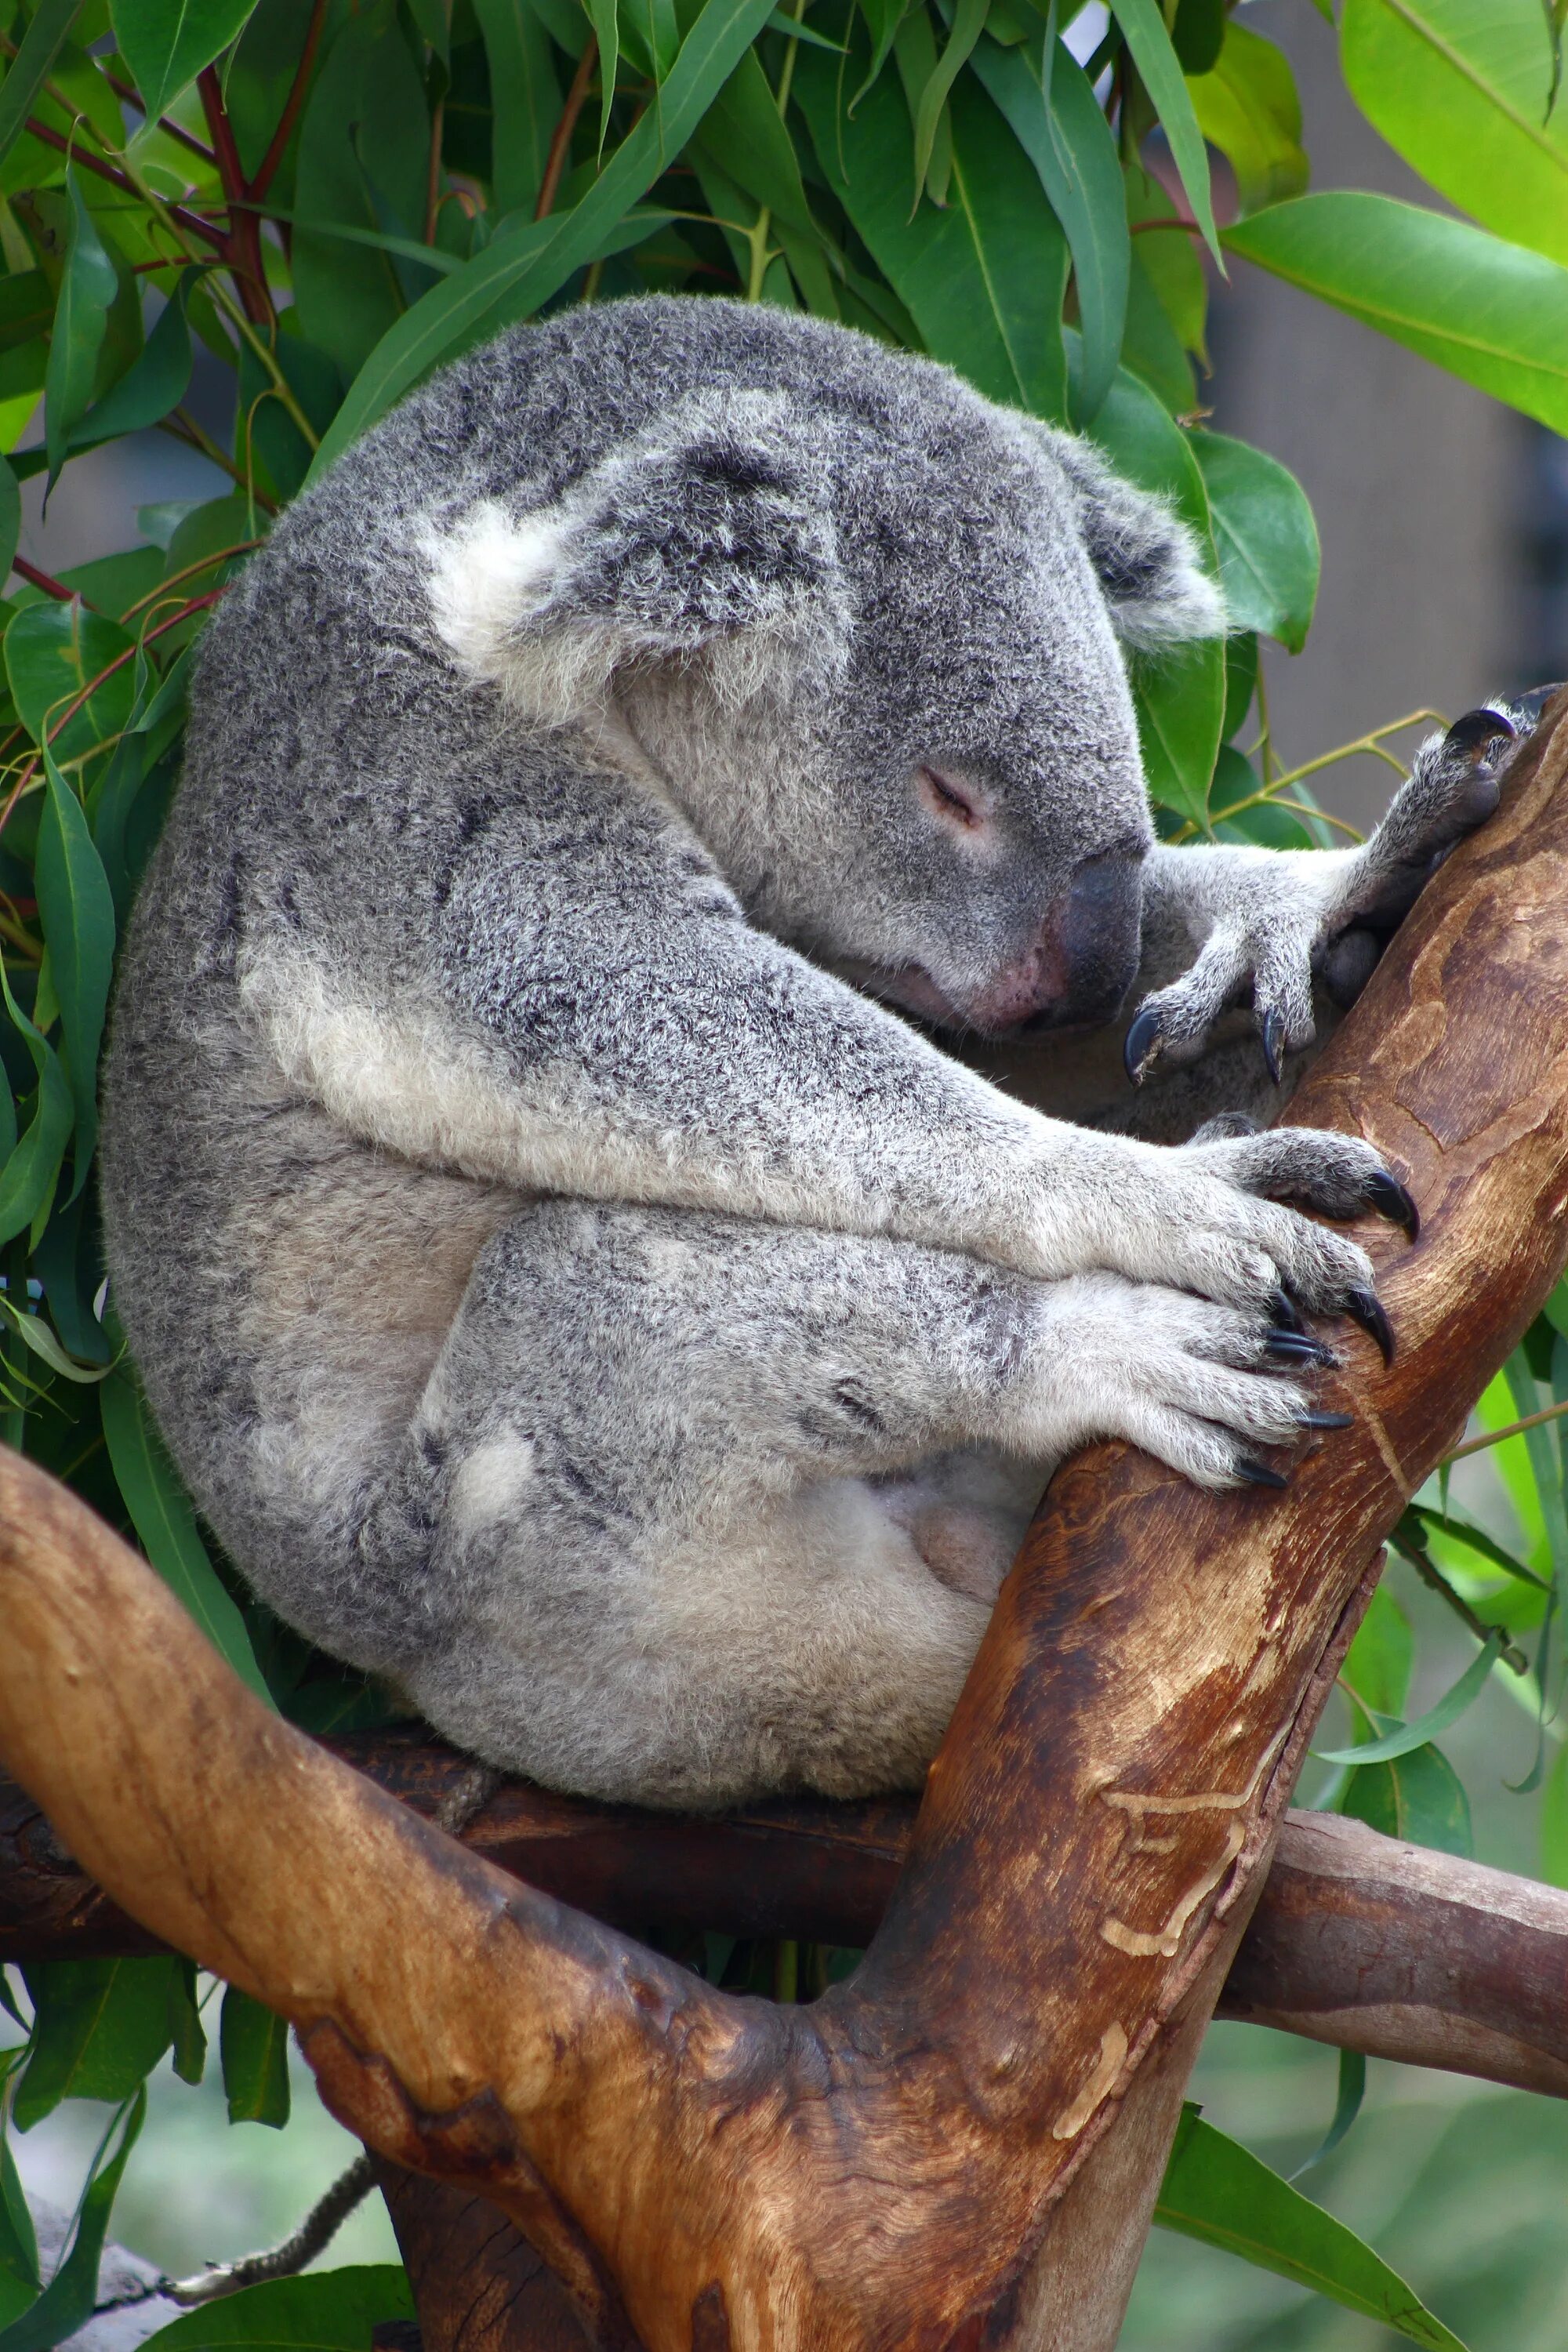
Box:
[2,702,1568,2350]
[10,1759,1568,2100]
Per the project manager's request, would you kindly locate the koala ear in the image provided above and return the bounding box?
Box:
[1036,426,1226,652]
[425,390,848,720]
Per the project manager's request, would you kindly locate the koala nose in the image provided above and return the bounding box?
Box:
[968,853,1143,1035]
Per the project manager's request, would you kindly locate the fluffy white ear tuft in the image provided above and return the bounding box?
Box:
[1036,426,1228,651]
[421,389,848,726]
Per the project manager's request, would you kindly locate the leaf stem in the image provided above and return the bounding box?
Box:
[10,556,75,603]
[536,35,600,221]
[249,0,332,201]
[1445,1396,1568,1462]
[22,115,225,248]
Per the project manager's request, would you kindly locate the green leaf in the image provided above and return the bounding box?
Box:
[0,2089,146,2352]
[1403,1501,1551,1590]
[5,599,136,767]
[139,2266,416,2350]
[1189,427,1319,652]
[219,1987,291,2128]
[1108,0,1219,257]
[473,0,562,216]
[1315,1632,1504,1765]
[1224,192,1568,436]
[12,1962,173,2128]
[797,49,1069,416]
[111,0,256,120]
[1340,1720,1474,1856]
[970,26,1128,422]
[99,1363,274,1704]
[310,0,787,477]
[0,0,82,173]
[43,167,118,492]
[0,961,73,1253]
[34,745,115,1190]
[67,278,194,454]
[292,3,434,385]
[911,0,988,198]
[1342,1581,1413,1719]
[1221,628,1257,739]
[167,1959,206,2086]
[586,0,619,154]
[2,1298,113,1381]
[1541,1737,1568,1887]
[1187,20,1308,217]
[1290,2048,1367,2181]
[1341,0,1568,269]
[0,2129,37,2296]
[1089,368,1221,822]
[1155,2107,1469,2349]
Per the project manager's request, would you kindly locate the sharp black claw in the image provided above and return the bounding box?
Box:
[1261,1008,1285,1087]
[1238,1457,1290,1489]
[1443,706,1517,763]
[1299,1410,1355,1431]
[1123,1004,1164,1087]
[1269,1285,1305,1334]
[1366,1169,1420,1241]
[1345,1286,1396,1365]
[1265,1330,1338,1367]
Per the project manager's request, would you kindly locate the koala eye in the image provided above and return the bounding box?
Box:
[917,765,985,833]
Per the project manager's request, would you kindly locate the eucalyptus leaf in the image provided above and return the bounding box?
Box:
[34,745,115,1188]
[1106,0,1219,256]
[1189,427,1319,651]
[0,2089,146,2352]
[0,0,82,171]
[12,1962,173,2128]
[1155,2106,1469,2348]
[219,1987,291,2127]
[1315,1632,1503,1765]
[42,167,118,491]
[138,2266,416,2349]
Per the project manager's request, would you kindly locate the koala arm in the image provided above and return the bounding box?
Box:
[248,762,1404,1326]
[1126,705,1523,1089]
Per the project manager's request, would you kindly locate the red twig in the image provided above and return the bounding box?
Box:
[10,557,74,604]
[100,71,216,164]
[535,35,598,222]
[23,118,226,249]
[249,0,330,202]
[198,67,273,326]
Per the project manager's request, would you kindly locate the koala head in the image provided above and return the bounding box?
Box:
[425,314,1223,1039]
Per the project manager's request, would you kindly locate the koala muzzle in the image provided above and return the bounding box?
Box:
[971,852,1143,1036]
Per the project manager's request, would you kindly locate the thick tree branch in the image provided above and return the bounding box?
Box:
[7,1756,1566,2098]
[2,703,1567,2347]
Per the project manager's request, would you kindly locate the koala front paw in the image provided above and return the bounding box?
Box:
[1127,694,1548,1087]
[1030,1272,1350,1490]
[1044,1123,1414,1354]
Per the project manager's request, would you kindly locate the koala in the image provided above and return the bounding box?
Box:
[99,296,1518,1810]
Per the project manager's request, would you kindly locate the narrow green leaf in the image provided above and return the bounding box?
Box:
[970,27,1128,422]
[1225,191,1568,436]
[0,0,82,172]
[473,0,562,216]
[0,2130,37,2296]
[1155,2107,1469,2350]
[111,0,256,121]
[1108,0,1219,256]
[851,0,906,104]
[219,1987,291,2128]
[1342,1581,1413,1719]
[12,1962,172,2128]
[1189,427,1319,651]
[0,2089,146,2352]
[309,0,783,477]
[43,167,118,492]
[1314,1632,1504,1765]
[34,745,115,1191]
[586,0,619,153]
[0,460,17,590]
[797,49,1069,415]
[99,1364,274,1704]
[138,2266,416,2349]
[1290,2049,1367,2180]
[1,1299,113,1382]
[1541,1737,1568,1886]
[0,963,73,1254]
[911,0,988,198]
[167,1960,206,2087]
[67,278,194,452]
[1340,1722,1474,1856]
[1404,1501,1552,1590]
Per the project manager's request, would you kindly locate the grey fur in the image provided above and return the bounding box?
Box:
[99,296,1501,1808]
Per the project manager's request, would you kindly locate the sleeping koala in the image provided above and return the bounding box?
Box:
[100,296,1514,1808]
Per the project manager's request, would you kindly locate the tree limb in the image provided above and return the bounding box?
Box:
[2,702,1567,2346]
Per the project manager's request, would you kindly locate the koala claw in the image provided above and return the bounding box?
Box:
[1260,1007,1286,1086]
[1269,1284,1305,1333]
[1123,1002,1164,1086]
[1299,1409,1354,1431]
[1237,1457,1290,1489]
[1365,1169,1420,1241]
[1343,1285,1396,1365]
[1266,1329,1338,1367]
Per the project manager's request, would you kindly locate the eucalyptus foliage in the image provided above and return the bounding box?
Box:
[2,1,1568,2344]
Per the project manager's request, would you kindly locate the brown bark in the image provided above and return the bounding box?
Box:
[2,700,1568,2347]
[9,1757,1568,2101]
